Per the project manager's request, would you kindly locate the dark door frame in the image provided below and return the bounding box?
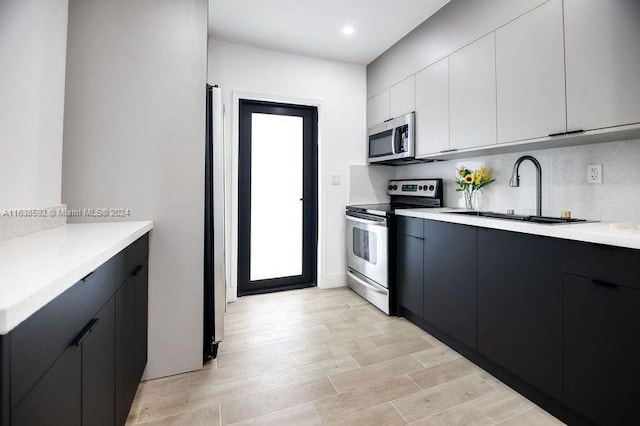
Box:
[237,99,318,296]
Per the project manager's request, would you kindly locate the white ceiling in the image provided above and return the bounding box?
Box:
[209,0,451,64]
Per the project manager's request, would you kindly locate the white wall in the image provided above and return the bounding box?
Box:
[395,138,640,222]
[0,0,68,209]
[208,40,366,295]
[62,0,208,380]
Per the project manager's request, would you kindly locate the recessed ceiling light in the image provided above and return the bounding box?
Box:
[342,26,356,35]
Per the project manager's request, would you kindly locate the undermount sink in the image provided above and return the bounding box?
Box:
[445,210,589,225]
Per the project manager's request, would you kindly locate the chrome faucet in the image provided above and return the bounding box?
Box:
[509,155,542,217]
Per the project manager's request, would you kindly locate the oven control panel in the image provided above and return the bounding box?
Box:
[387,179,441,198]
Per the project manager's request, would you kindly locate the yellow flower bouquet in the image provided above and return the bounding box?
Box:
[456,166,495,210]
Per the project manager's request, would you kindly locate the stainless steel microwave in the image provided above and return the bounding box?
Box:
[367,112,415,165]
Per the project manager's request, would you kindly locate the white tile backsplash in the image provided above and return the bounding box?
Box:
[348,164,394,204]
[395,138,640,222]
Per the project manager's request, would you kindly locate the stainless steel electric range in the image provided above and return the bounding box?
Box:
[345,179,443,314]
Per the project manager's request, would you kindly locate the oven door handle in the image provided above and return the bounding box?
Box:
[347,270,387,295]
[345,214,386,226]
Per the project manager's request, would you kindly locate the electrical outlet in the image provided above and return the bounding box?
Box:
[330,175,342,186]
[587,164,602,184]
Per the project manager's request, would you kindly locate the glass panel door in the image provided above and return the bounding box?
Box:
[238,100,318,295]
[250,113,303,280]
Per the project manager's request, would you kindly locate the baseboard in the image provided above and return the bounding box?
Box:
[318,273,347,289]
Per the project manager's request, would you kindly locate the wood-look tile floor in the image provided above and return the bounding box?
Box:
[127,287,565,425]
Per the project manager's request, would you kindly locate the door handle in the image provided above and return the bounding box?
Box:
[347,271,387,295]
[71,318,100,347]
[81,271,95,282]
[132,264,144,276]
[592,278,618,289]
[346,215,386,226]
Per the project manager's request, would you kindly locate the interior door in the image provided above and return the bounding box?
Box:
[238,100,318,295]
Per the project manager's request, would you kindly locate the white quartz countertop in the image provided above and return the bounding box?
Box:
[0,221,153,335]
[396,208,640,250]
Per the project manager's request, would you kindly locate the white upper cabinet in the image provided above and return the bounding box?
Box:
[496,0,566,143]
[449,33,497,150]
[389,76,415,118]
[415,58,449,157]
[564,0,640,131]
[367,89,390,128]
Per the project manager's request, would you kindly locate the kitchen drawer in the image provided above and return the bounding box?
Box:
[563,240,640,291]
[397,217,423,239]
[124,234,149,280]
[10,246,132,408]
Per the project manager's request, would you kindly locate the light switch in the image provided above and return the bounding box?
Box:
[330,175,342,186]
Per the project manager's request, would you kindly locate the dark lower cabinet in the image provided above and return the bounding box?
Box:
[116,276,138,426]
[82,297,116,426]
[423,220,477,349]
[394,218,640,424]
[477,229,563,400]
[564,273,640,426]
[12,347,82,426]
[135,264,149,379]
[0,233,149,426]
[397,231,424,318]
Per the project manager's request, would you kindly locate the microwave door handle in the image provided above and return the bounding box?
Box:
[390,128,396,154]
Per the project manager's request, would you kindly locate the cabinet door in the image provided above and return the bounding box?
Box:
[397,232,424,318]
[115,276,137,426]
[477,229,562,400]
[449,33,497,150]
[12,346,81,426]
[564,274,640,425]
[415,58,449,157]
[423,220,477,349]
[82,297,116,426]
[367,90,390,127]
[134,262,149,379]
[496,0,566,143]
[389,76,415,119]
[564,0,640,131]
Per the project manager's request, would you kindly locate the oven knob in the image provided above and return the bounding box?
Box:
[388,185,393,190]
[393,185,398,190]
[429,185,435,191]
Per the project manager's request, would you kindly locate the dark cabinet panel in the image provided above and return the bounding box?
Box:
[116,276,138,426]
[397,233,424,318]
[423,220,477,349]
[397,216,424,239]
[564,273,640,425]
[477,229,563,400]
[12,346,81,426]
[135,262,149,380]
[0,336,8,426]
[563,240,640,291]
[82,297,116,426]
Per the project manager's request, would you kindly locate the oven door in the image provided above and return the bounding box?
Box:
[345,212,388,288]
